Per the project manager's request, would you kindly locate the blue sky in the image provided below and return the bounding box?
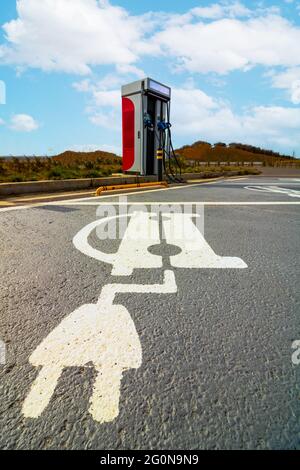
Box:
[1,0,300,156]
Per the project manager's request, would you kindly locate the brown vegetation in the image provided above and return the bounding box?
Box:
[0,151,122,183]
[52,150,121,166]
[176,141,299,166]
[0,142,298,183]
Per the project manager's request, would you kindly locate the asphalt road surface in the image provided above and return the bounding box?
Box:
[0,176,299,450]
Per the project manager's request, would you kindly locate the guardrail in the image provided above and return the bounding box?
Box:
[187,161,264,166]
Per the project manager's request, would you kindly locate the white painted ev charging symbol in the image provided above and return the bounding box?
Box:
[0,340,6,365]
[163,213,246,269]
[23,272,177,422]
[73,212,162,276]
[23,210,247,423]
[73,211,247,274]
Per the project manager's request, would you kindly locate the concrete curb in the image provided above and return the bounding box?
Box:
[0,171,251,196]
[0,175,158,196]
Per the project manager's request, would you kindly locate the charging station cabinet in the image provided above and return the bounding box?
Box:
[122,78,171,176]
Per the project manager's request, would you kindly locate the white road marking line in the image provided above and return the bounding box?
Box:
[221,177,248,182]
[0,205,30,213]
[3,177,300,213]
[245,185,300,198]
[9,191,95,202]
[47,182,214,205]
[0,181,226,213]
[252,180,300,184]
[22,271,177,423]
[0,188,174,213]
[163,213,247,269]
[52,201,300,206]
[56,181,218,204]
[279,178,300,182]
[2,198,300,213]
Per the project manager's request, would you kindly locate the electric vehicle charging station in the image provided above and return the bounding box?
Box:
[122,78,182,182]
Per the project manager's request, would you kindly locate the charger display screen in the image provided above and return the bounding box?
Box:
[148,80,170,97]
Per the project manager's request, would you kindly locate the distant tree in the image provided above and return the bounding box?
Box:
[214,142,227,147]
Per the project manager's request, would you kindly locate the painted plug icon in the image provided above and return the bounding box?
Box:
[22,271,177,423]
[22,301,142,423]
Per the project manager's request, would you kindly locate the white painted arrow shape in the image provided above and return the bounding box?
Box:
[163,213,247,269]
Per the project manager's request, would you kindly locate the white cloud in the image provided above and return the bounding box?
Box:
[10,114,39,132]
[69,143,121,155]
[270,67,300,104]
[73,79,91,93]
[89,108,120,131]
[75,80,300,151]
[0,0,146,74]
[73,76,121,129]
[191,2,251,20]
[151,13,300,74]
[93,89,120,107]
[116,64,145,77]
[161,2,251,28]
[171,87,300,150]
[73,69,141,96]
[0,80,6,104]
[4,1,300,153]
[2,1,300,78]
[98,143,121,155]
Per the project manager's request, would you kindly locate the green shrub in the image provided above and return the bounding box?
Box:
[86,170,101,178]
[47,167,65,178]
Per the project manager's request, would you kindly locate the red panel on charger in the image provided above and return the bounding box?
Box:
[122,97,135,171]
